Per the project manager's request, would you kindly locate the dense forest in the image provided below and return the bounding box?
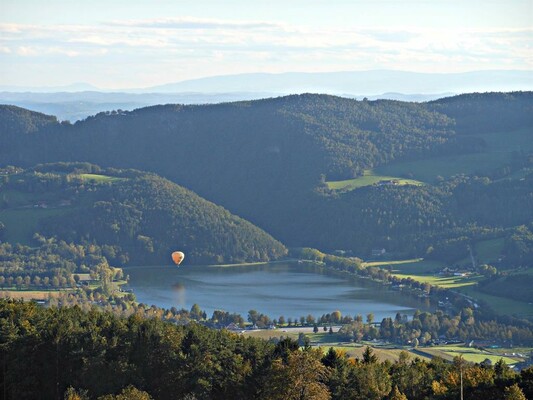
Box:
[1,299,531,400]
[0,93,531,261]
[0,164,286,264]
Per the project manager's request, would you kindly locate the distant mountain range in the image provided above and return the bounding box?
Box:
[136,70,532,94]
[0,70,530,120]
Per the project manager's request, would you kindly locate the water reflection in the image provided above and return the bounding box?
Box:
[171,282,186,308]
[126,262,433,320]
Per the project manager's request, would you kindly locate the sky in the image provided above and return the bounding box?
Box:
[0,0,532,89]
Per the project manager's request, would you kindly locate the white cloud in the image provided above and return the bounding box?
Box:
[107,17,284,30]
[0,18,531,87]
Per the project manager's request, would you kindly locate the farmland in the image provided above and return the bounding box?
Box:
[78,173,125,183]
[326,169,423,191]
[392,273,482,289]
[244,327,431,362]
[364,257,480,289]
[414,345,525,365]
[375,128,533,182]
[243,328,532,365]
[364,258,444,275]
[457,285,533,319]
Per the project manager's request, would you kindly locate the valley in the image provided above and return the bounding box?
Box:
[0,92,532,399]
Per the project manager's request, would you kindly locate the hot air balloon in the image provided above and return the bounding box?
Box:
[171,251,185,266]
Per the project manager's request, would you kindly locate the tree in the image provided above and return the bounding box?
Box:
[362,346,378,364]
[389,386,408,400]
[64,387,89,400]
[98,385,153,400]
[263,350,331,400]
[504,383,527,400]
[298,332,310,348]
[331,311,342,323]
[495,358,516,381]
[190,304,203,320]
[15,276,23,289]
[313,324,319,333]
[367,313,374,324]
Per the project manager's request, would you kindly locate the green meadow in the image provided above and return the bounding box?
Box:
[457,285,533,319]
[392,273,481,289]
[365,258,445,275]
[326,169,423,191]
[375,128,533,182]
[415,345,523,365]
[78,173,124,183]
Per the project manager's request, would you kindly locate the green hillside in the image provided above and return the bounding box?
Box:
[0,164,287,265]
[376,128,533,182]
[0,93,531,262]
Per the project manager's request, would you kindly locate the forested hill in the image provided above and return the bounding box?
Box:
[430,92,533,135]
[1,92,530,185]
[0,93,531,259]
[0,164,287,264]
[1,94,457,182]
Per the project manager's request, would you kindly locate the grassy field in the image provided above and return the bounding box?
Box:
[375,128,533,182]
[0,290,65,301]
[456,285,533,319]
[0,207,71,244]
[328,345,429,362]
[244,329,430,362]
[415,345,522,365]
[78,173,124,183]
[392,273,481,288]
[364,257,533,316]
[326,169,423,191]
[365,258,445,275]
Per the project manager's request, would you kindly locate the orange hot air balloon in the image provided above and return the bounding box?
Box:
[171,251,185,266]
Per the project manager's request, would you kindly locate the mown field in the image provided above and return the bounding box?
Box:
[78,173,124,183]
[0,289,65,301]
[364,256,533,319]
[365,258,444,275]
[375,128,533,182]
[244,328,430,362]
[326,169,423,191]
[392,273,482,289]
[414,345,524,365]
[243,329,532,365]
[457,285,533,319]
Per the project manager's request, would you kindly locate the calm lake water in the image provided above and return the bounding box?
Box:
[126,262,432,320]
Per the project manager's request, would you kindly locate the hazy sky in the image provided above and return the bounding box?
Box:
[1,0,531,89]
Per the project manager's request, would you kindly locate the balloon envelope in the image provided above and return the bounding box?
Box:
[171,251,185,265]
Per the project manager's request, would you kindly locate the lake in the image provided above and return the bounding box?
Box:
[126,262,432,320]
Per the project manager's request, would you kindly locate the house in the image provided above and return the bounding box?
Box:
[225,323,241,332]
